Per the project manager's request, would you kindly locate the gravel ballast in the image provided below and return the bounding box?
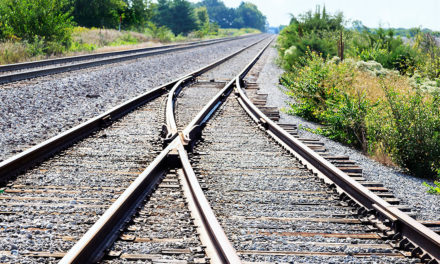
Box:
[0,35,266,162]
[256,42,440,222]
[190,98,417,263]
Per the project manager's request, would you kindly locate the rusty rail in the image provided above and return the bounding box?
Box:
[0,35,269,182]
[163,37,267,143]
[45,35,270,263]
[0,36,248,73]
[234,74,440,262]
[0,82,169,181]
[176,141,241,263]
[59,139,177,263]
[0,34,257,85]
[60,35,273,264]
[181,36,275,148]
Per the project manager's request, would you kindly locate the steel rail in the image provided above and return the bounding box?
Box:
[234,75,440,262]
[163,36,268,143]
[176,141,241,264]
[60,35,273,264]
[0,34,257,85]
[181,36,275,148]
[0,82,169,181]
[59,138,179,263]
[0,35,269,182]
[0,36,245,73]
[164,77,193,141]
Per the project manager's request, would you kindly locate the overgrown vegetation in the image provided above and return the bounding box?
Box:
[278,6,440,181]
[0,0,264,64]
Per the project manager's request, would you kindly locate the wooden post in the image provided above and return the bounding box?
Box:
[337,31,344,61]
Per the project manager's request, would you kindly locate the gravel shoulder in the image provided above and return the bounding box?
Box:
[0,35,265,162]
[256,41,440,222]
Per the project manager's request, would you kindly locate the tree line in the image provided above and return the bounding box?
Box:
[0,0,266,43]
[196,0,266,31]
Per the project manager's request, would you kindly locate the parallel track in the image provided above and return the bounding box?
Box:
[0,35,269,263]
[0,34,255,85]
[0,35,439,264]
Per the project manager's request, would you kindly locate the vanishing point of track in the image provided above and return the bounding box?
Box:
[0,35,439,264]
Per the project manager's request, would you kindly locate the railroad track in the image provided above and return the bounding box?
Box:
[0,34,439,264]
[0,34,254,85]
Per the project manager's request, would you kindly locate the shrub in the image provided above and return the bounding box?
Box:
[348,28,419,75]
[145,22,174,42]
[281,49,440,178]
[69,42,97,52]
[414,33,440,79]
[278,7,440,179]
[0,0,74,48]
[280,51,373,151]
[277,6,345,70]
[379,81,440,178]
[109,33,139,46]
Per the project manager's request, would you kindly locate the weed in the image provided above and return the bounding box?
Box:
[423,181,440,194]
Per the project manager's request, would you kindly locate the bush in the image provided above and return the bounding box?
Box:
[378,82,440,177]
[278,7,440,179]
[281,50,440,178]
[145,22,174,42]
[414,33,440,79]
[277,6,344,70]
[348,28,419,75]
[69,41,97,52]
[109,33,139,46]
[281,51,375,151]
[0,0,74,47]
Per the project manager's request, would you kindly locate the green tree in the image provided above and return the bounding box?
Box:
[199,0,235,28]
[123,0,154,30]
[195,6,209,29]
[0,0,74,50]
[154,0,172,30]
[235,2,266,31]
[154,0,197,35]
[70,0,126,28]
[199,0,266,30]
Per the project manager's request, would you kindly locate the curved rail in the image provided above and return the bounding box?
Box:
[0,34,257,85]
[164,77,192,141]
[181,36,275,149]
[60,36,273,264]
[234,68,440,262]
[58,34,440,263]
[0,35,268,182]
[163,37,267,143]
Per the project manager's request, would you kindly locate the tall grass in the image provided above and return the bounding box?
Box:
[0,41,30,64]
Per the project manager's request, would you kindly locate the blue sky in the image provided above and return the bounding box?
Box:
[188,0,440,30]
